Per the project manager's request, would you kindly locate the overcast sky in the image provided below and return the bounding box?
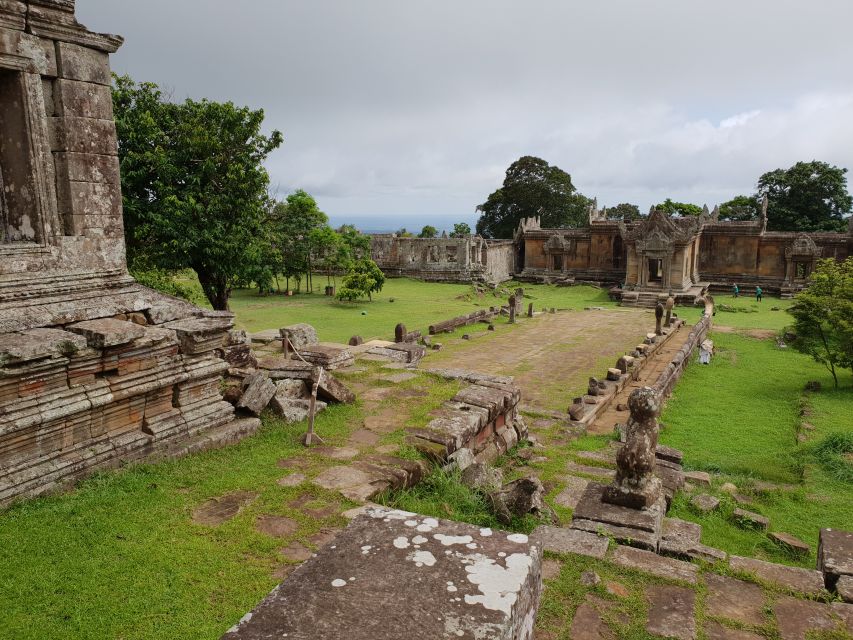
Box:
[78,1,853,230]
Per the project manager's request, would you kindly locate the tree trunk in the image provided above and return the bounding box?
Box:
[196,268,231,311]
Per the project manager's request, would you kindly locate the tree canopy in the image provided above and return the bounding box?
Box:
[113,74,283,310]
[475,156,590,238]
[450,222,472,237]
[654,198,703,217]
[788,257,853,388]
[719,195,759,222]
[419,225,438,238]
[757,161,852,232]
[605,203,642,222]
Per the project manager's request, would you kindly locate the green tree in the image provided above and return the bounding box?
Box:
[606,203,642,222]
[450,222,472,237]
[475,156,590,238]
[756,161,852,232]
[270,190,329,293]
[396,228,414,238]
[112,75,283,310]
[788,257,853,388]
[337,224,371,259]
[336,272,376,302]
[419,225,438,238]
[351,258,385,301]
[719,195,759,222]
[654,198,703,217]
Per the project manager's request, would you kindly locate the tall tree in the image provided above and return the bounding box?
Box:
[788,257,853,388]
[719,195,759,222]
[271,190,328,293]
[476,156,589,238]
[756,161,852,232]
[606,203,642,222]
[450,222,472,237]
[419,225,438,238]
[654,198,703,217]
[112,75,283,310]
[337,224,371,259]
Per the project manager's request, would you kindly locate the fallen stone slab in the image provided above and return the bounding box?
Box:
[573,483,664,535]
[314,369,356,404]
[818,528,853,589]
[554,476,589,509]
[729,555,824,595]
[732,508,769,530]
[279,323,318,350]
[571,518,660,552]
[192,490,258,526]
[769,532,810,556]
[237,373,277,416]
[655,444,684,465]
[645,584,696,640]
[691,494,720,513]
[569,600,614,640]
[221,508,543,640]
[297,345,355,370]
[704,573,766,626]
[610,545,699,585]
[684,470,711,486]
[269,397,327,423]
[533,526,608,559]
[566,462,616,481]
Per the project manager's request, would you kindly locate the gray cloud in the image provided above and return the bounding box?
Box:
[78,0,853,229]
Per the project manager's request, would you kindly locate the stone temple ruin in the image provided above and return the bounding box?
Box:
[0,1,261,505]
[372,202,853,305]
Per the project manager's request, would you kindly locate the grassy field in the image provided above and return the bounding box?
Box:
[660,331,853,566]
[225,278,617,343]
[710,295,794,331]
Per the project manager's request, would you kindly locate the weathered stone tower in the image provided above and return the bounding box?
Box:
[0,1,256,505]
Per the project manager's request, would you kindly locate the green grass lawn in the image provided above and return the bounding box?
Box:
[711,295,794,331]
[225,278,616,343]
[660,331,853,566]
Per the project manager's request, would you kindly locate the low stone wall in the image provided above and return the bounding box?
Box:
[428,308,500,335]
[223,507,542,640]
[410,370,526,469]
[651,298,713,400]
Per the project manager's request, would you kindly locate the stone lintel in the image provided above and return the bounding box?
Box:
[66,318,146,349]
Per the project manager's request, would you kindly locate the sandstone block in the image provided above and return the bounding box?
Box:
[732,508,769,530]
[684,470,711,486]
[221,508,543,640]
[729,555,824,595]
[66,318,145,348]
[55,79,112,119]
[269,397,326,423]
[705,573,766,626]
[645,585,696,640]
[57,41,111,84]
[279,323,318,350]
[50,116,117,155]
[606,368,621,381]
[533,525,608,559]
[691,494,720,513]
[611,545,699,584]
[770,532,810,556]
[237,373,276,416]
[818,528,853,587]
[774,597,838,640]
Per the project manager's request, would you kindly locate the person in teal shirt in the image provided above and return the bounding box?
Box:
[756,286,762,302]
[732,283,739,298]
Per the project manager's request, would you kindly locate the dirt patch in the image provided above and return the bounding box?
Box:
[255,515,299,538]
[191,490,258,526]
[426,309,650,412]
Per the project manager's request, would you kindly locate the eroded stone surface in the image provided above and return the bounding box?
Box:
[645,585,696,640]
[192,490,258,526]
[554,476,589,509]
[704,574,765,626]
[222,508,542,640]
[255,515,299,538]
[610,545,698,585]
[729,556,824,595]
[774,597,839,640]
[819,528,853,586]
[533,526,608,559]
[704,621,764,640]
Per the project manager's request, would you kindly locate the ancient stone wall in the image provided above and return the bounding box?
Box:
[0,1,253,505]
[370,234,513,284]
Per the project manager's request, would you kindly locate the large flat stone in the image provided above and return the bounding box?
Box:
[533,526,608,559]
[554,476,589,509]
[645,585,696,640]
[570,519,659,552]
[704,574,766,626]
[569,602,614,640]
[773,597,839,640]
[222,508,542,640]
[66,318,146,348]
[610,545,698,585]
[729,556,824,596]
[704,621,764,640]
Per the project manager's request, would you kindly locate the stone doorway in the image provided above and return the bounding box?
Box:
[648,258,663,283]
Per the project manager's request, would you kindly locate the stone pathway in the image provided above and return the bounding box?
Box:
[426,309,650,412]
[535,533,853,640]
[587,323,693,435]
